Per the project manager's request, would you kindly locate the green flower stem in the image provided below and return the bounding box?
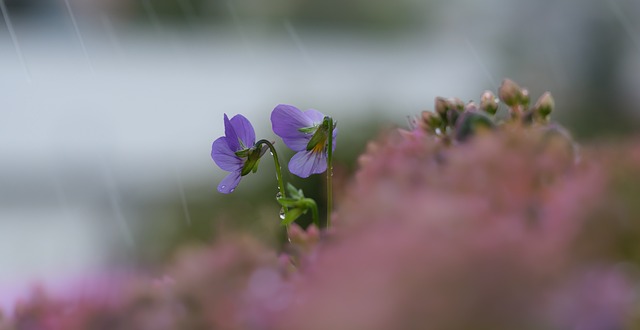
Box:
[255,139,288,222]
[326,117,334,229]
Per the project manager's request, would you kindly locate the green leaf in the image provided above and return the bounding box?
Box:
[286,183,304,199]
[277,198,302,208]
[280,207,305,226]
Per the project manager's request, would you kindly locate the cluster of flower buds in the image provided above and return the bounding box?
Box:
[499,78,555,123]
[416,78,556,143]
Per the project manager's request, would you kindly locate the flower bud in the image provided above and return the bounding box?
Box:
[434,97,449,117]
[421,111,442,130]
[534,91,554,118]
[498,78,522,107]
[520,88,530,107]
[464,101,478,113]
[451,98,465,111]
[480,90,498,115]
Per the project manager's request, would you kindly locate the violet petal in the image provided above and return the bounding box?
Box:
[331,126,338,151]
[304,109,325,123]
[230,114,256,147]
[218,170,242,193]
[271,104,314,151]
[224,113,241,151]
[289,150,327,178]
[211,137,243,171]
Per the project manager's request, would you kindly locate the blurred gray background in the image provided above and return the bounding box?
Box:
[1,0,639,307]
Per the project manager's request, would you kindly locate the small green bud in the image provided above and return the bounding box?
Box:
[498,78,522,107]
[534,91,554,118]
[480,90,498,115]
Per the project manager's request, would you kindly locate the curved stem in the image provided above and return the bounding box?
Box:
[256,139,288,216]
[325,117,334,229]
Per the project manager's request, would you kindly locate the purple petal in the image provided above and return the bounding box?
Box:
[229,114,256,147]
[211,137,243,172]
[331,126,338,151]
[304,109,325,124]
[218,170,242,193]
[288,150,327,178]
[271,104,315,151]
[224,113,241,151]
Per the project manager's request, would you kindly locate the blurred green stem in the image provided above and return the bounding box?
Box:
[325,117,334,229]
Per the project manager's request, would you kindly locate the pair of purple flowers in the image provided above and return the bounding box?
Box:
[211,104,337,194]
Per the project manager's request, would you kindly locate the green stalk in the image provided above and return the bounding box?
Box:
[255,139,288,218]
[325,117,334,229]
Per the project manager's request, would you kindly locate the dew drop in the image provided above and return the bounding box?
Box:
[230,188,235,193]
[269,151,274,156]
[279,208,286,220]
[276,192,282,199]
[220,185,226,190]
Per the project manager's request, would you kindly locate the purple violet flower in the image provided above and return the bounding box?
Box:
[211,114,266,193]
[271,104,337,178]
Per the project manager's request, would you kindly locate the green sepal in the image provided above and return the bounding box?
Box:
[240,158,257,176]
[306,127,328,151]
[305,117,335,152]
[251,158,260,173]
[239,145,268,176]
[235,149,251,158]
[298,126,316,134]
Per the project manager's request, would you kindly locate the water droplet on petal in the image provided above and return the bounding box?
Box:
[279,208,286,220]
[221,185,226,189]
[230,188,235,193]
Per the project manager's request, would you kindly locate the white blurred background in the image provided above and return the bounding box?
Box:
[1,0,639,307]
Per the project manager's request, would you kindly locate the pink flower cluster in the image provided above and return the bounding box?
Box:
[4,111,640,329]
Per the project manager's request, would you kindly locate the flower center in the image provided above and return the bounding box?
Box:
[310,136,327,154]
